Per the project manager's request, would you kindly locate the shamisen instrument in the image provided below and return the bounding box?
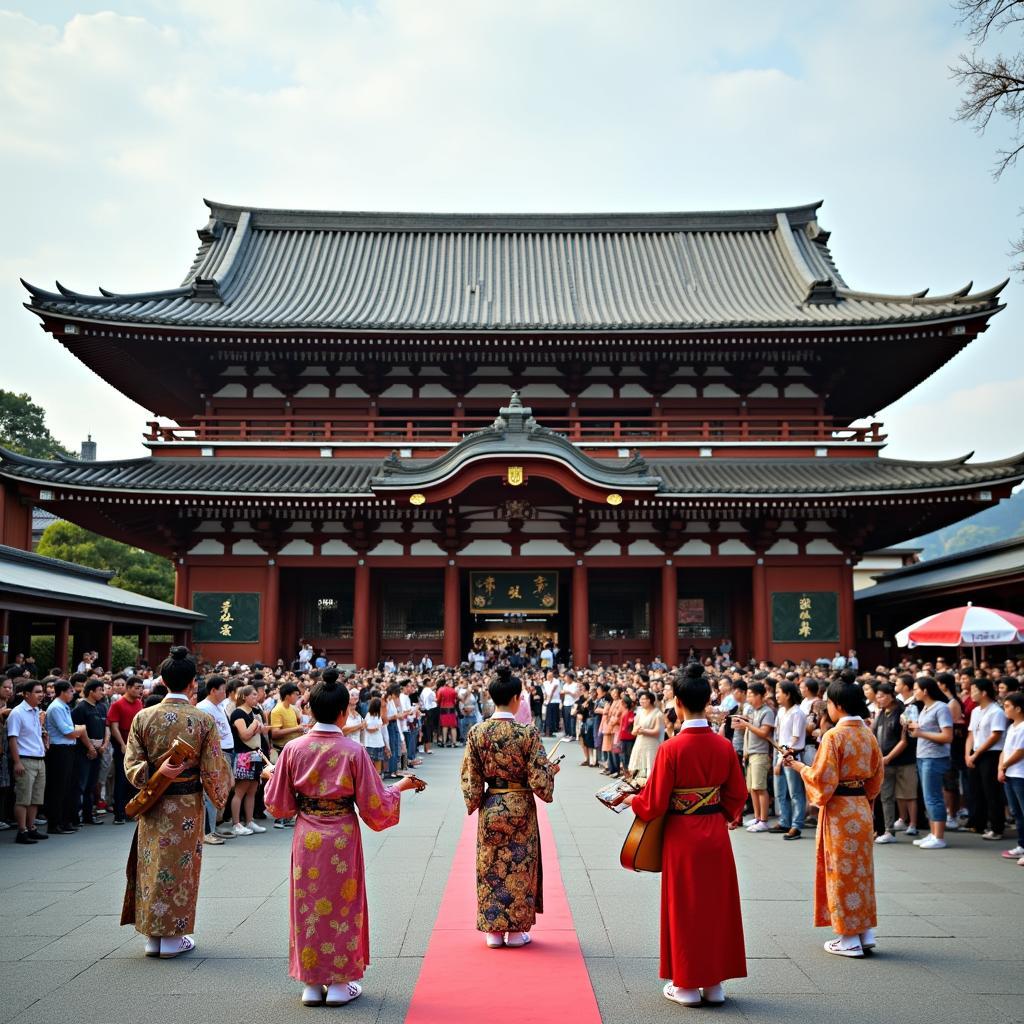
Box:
[125,736,198,819]
[619,785,723,873]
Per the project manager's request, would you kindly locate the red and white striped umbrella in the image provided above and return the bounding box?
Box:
[896,603,1024,648]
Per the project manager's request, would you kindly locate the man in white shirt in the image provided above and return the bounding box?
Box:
[540,646,554,670]
[543,673,562,736]
[561,676,579,739]
[196,675,236,842]
[6,678,48,844]
[419,680,438,754]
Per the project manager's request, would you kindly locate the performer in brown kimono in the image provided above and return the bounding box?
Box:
[460,666,559,948]
[121,648,231,959]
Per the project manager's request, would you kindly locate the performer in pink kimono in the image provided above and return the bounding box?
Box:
[265,670,424,1008]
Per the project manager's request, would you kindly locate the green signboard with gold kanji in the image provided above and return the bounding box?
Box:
[192,592,261,643]
[469,571,559,614]
[771,591,839,643]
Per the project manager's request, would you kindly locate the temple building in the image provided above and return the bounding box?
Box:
[3,199,1022,668]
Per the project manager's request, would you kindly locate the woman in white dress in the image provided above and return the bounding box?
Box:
[628,690,666,781]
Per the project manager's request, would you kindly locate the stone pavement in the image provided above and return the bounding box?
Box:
[2,745,1022,1024]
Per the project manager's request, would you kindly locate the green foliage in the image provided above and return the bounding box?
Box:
[911,489,1024,560]
[0,390,74,459]
[30,634,142,675]
[37,521,175,604]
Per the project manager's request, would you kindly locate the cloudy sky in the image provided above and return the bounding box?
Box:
[1,1,1022,463]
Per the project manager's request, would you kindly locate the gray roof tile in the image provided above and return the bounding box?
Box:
[22,200,1006,332]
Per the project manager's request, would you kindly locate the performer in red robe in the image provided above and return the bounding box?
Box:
[627,663,748,1007]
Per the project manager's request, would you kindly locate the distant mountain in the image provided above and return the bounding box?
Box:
[908,488,1024,561]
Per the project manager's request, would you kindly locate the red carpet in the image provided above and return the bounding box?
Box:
[405,804,602,1024]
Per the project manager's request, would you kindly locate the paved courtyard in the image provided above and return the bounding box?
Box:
[2,748,1022,1024]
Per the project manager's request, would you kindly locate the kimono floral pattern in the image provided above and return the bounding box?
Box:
[265,730,400,985]
[801,719,885,936]
[121,699,231,937]
[460,718,556,933]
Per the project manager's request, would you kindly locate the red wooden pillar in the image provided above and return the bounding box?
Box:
[99,621,113,674]
[55,617,70,675]
[839,559,855,654]
[173,558,191,609]
[264,559,280,666]
[443,563,460,667]
[353,562,371,669]
[661,562,679,668]
[572,562,589,669]
[752,560,769,661]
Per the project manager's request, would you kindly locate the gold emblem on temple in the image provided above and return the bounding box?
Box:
[507,466,524,486]
[409,493,426,505]
[606,493,623,506]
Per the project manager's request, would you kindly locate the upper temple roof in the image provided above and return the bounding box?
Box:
[21,199,1007,333]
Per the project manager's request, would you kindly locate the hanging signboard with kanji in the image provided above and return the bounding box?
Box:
[469,571,559,614]
[192,592,261,643]
[771,591,839,643]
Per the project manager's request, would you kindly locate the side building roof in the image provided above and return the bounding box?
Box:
[22,199,1007,332]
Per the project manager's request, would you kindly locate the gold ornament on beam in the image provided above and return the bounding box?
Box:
[409,493,426,506]
[507,466,524,487]
[606,493,623,506]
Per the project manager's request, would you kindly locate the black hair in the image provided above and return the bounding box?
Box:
[151,682,168,698]
[748,681,767,698]
[160,647,197,693]
[936,671,956,689]
[489,665,523,706]
[671,663,711,713]
[1004,692,1024,714]
[368,695,382,717]
[802,678,819,696]
[279,682,300,699]
[309,677,349,723]
[972,677,998,701]
[825,679,870,719]
[322,667,340,686]
[732,679,748,693]
[913,677,948,704]
[777,680,800,708]
[83,679,104,697]
[204,674,226,693]
[124,675,145,690]
[53,680,72,698]
[875,682,896,698]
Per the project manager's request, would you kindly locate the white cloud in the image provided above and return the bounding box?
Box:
[0,0,1020,461]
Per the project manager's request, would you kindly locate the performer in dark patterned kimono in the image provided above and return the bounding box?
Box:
[460,666,559,948]
[121,648,231,959]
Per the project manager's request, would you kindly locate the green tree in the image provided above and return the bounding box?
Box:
[37,521,175,604]
[0,389,75,459]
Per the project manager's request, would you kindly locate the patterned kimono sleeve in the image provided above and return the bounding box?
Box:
[525,728,556,803]
[264,744,297,820]
[123,715,150,789]
[630,741,673,822]
[800,731,839,807]
[353,745,401,832]
[863,732,885,802]
[199,720,232,810]
[460,727,485,814]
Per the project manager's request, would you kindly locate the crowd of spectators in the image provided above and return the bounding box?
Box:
[3,641,1021,865]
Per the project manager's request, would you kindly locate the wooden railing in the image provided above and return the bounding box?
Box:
[145,413,885,445]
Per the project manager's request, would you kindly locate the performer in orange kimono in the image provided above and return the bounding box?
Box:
[784,678,884,958]
[626,664,748,1007]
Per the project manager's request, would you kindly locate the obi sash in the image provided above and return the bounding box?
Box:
[834,780,867,797]
[297,795,355,816]
[668,785,722,816]
[164,777,202,797]
[485,777,530,794]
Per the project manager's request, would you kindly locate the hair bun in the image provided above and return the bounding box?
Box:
[170,646,189,662]
[322,668,340,685]
[683,662,705,680]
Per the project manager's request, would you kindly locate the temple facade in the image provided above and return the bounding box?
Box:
[3,199,1022,668]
